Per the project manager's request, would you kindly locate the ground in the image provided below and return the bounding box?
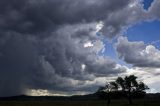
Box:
[0,99,160,106]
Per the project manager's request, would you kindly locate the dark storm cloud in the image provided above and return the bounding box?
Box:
[0,34,43,96]
[0,0,132,96]
[0,0,160,96]
[100,0,146,39]
[0,0,132,37]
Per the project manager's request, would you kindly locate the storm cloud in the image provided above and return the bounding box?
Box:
[0,0,131,97]
[0,0,160,96]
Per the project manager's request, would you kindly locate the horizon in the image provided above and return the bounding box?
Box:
[1,91,160,98]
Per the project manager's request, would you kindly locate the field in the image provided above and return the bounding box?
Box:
[0,99,160,106]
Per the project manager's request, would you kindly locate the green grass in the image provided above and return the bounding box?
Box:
[0,99,160,106]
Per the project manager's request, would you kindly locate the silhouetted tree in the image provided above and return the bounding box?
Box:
[116,75,149,105]
[124,75,137,104]
[96,86,108,100]
[96,81,119,106]
[116,77,125,91]
[110,82,118,91]
[96,75,149,105]
[137,82,149,91]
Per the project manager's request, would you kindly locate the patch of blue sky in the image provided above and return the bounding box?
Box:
[98,36,132,68]
[143,0,154,10]
[96,31,118,57]
[97,15,160,67]
[125,20,160,49]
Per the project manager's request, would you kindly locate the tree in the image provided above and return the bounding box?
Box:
[96,75,149,105]
[96,86,108,100]
[110,82,118,91]
[116,75,149,105]
[137,82,149,91]
[116,77,125,91]
[96,82,118,106]
[106,82,118,105]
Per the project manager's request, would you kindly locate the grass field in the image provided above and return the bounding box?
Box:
[0,99,160,106]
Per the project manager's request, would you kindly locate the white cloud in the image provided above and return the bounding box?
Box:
[96,21,104,33]
[27,89,69,96]
[116,36,160,68]
[81,64,86,72]
[123,66,160,93]
[115,37,160,93]
[84,42,94,48]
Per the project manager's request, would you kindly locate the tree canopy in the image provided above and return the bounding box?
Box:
[96,75,149,105]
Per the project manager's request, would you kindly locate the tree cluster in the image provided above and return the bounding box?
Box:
[96,75,149,105]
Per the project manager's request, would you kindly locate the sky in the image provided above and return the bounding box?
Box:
[0,0,160,97]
